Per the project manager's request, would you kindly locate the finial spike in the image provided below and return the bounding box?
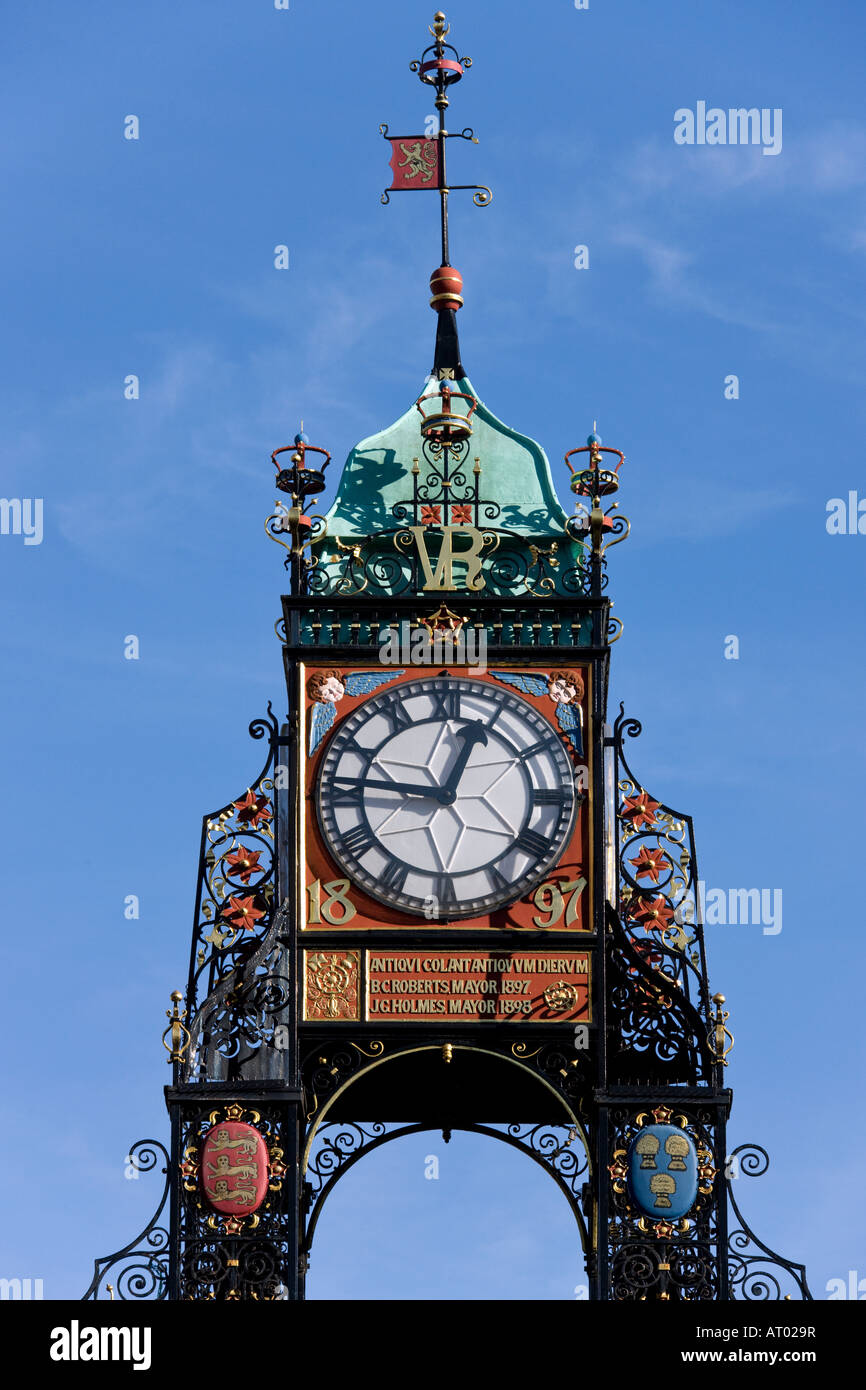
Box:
[431,11,449,42]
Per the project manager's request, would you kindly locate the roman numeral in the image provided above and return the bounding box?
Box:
[341,822,378,859]
[484,702,502,729]
[514,827,552,858]
[330,782,364,808]
[341,739,373,772]
[380,858,409,893]
[430,687,461,721]
[384,700,413,733]
[432,874,458,911]
[486,864,511,894]
[518,740,550,762]
[531,787,565,806]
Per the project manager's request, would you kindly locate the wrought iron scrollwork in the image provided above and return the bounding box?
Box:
[306,1122,389,1200]
[611,706,712,1012]
[183,901,292,1083]
[607,902,715,1084]
[302,1040,387,1123]
[180,1239,293,1301]
[505,1121,590,1193]
[519,1040,591,1105]
[308,524,590,600]
[600,512,630,554]
[302,1117,591,1263]
[82,1141,170,1300]
[610,1239,719,1302]
[727,1144,813,1300]
[180,707,292,1083]
[185,708,279,1020]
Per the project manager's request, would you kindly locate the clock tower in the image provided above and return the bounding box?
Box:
[86,11,812,1305]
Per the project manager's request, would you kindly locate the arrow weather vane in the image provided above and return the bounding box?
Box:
[380,10,491,269]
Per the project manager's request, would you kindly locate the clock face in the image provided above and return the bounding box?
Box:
[315,675,576,919]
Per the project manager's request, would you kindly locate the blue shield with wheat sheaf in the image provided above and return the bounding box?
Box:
[626,1124,698,1221]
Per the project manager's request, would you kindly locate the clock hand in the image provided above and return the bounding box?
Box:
[332,775,442,798]
[439,721,488,802]
[332,722,487,806]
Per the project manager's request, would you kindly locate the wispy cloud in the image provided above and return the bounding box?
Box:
[615,122,866,203]
[609,227,783,333]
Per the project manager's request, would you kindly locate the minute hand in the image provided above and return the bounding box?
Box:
[439,721,488,802]
[333,775,442,797]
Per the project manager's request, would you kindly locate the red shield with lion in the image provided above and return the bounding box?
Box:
[200,1121,269,1216]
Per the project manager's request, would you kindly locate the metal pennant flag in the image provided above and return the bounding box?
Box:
[386,135,441,191]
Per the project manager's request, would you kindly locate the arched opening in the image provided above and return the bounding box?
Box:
[302,1045,592,1299]
[306,1127,589,1301]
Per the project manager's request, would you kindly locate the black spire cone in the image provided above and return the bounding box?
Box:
[432,308,464,379]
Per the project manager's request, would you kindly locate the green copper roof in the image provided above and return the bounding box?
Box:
[319,374,571,544]
[305,365,589,603]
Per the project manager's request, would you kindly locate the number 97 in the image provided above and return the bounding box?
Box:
[532,876,586,929]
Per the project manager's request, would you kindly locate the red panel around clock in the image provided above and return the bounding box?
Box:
[302,663,592,933]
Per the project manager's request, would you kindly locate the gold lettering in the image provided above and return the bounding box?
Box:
[409,525,486,592]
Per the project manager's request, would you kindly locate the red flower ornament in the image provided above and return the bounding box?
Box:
[628,844,670,884]
[629,895,675,931]
[233,791,272,828]
[620,791,661,831]
[225,846,263,883]
[222,894,266,932]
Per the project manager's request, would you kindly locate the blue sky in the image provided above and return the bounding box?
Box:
[2,0,865,1300]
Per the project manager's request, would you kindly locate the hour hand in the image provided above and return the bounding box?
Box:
[440,721,488,800]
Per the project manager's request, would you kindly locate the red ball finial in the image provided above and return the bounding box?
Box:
[430,266,464,312]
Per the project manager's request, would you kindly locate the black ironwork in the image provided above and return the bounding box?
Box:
[727,1144,813,1300]
[302,1119,591,1276]
[379,12,491,259]
[610,706,712,1018]
[183,706,281,1062]
[170,1091,297,1301]
[604,1101,726,1301]
[82,1141,170,1301]
[606,906,716,1087]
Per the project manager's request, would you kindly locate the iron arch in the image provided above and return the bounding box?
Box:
[301,1043,594,1280]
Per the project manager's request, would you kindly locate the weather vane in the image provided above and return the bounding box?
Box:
[379,10,491,269]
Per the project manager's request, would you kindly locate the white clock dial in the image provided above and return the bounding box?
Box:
[315,676,576,919]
